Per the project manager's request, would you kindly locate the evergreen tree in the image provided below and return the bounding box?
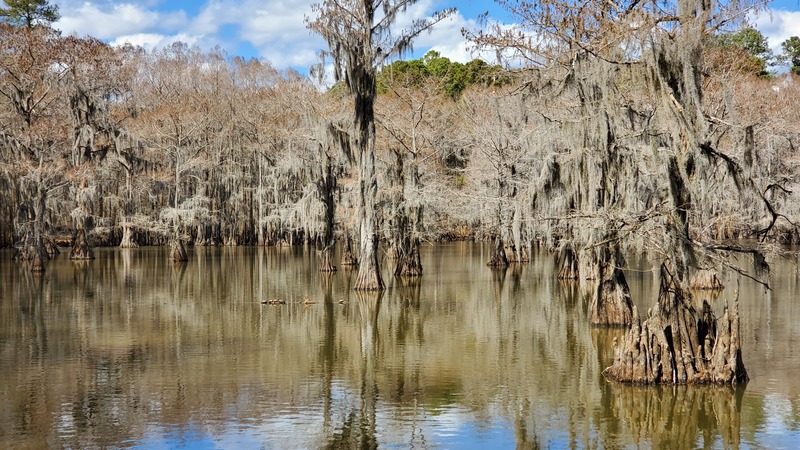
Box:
[0,0,59,28]
[780,36,800,75]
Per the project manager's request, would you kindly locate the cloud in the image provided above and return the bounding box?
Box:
[52,0,494,69]
[56,2,188,40]
[109,33,200,51]
[752,9,800,52]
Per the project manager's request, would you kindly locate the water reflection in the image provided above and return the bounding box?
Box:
[0,244,798,448]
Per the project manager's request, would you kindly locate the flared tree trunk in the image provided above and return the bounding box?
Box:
[69,228,94,260]
[352,89,384,291]
[590,245,633,327]
[119,222,138,248]
[487,237,509,268]
[15,184,50,272]
[603,261,748,384]
[170,235,188,262]
[341,231,359,266]
[557,247,580,279]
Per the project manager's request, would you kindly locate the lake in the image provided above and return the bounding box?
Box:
[1,243,799,448]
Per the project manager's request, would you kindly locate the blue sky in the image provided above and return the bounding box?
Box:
[51,0,800,71]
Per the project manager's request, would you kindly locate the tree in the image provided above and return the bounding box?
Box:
[0,0,59,28]
[712,27,773,77]
[469,0,782,382]
[307,1,454,291]
[0,24,70,271]
[780,36,800,75]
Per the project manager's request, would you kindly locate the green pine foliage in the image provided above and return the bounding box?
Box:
[0,0,59,27]
[378,51,511,98]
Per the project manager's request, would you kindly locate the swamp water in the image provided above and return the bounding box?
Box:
[1,243,799,449]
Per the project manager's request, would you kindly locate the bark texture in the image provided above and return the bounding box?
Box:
[690,269,724,290]
[557,248,579,280]
[590,246,633,327]
[603,262,748,384]
[487,237,509,268]
[69,228,94,260]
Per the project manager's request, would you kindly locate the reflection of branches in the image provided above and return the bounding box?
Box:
[607,384,745,449]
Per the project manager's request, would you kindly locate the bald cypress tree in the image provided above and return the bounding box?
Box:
[307,1,454,290]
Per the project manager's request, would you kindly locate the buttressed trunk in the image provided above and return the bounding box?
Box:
[603,261,747,384]
[590,244,633,327]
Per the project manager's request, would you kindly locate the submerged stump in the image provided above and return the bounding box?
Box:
[603,262,748,384]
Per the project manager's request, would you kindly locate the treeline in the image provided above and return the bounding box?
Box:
[0,22,798,265]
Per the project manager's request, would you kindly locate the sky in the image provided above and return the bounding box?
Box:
[50,0,800,71]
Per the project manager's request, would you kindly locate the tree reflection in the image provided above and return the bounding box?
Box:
[326,290,382,449]
[605,383,746,449]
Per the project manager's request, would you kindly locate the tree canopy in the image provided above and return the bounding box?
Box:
[0,0,59,27]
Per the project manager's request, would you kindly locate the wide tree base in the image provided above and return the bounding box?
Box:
[591,264,633,328]
[171,239,189,262]
[70,230,95,260]
[603,263,748,385]
[119,226,139,248]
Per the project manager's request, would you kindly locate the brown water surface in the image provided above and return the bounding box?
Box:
[1,243,799,448]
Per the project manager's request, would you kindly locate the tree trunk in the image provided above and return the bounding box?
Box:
[487,237,509,268]
[603,261,748,384]
[557,248,580,279]
[171,236,188,262]
[15,184,50,272]
[590,245,633,327]
[119,222,138,248]
[352,89,384,291]
[319,246,337,272]
[341,232,359,266]
[69,228,94,260]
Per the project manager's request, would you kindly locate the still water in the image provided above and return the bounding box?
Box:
[1,243,799,449]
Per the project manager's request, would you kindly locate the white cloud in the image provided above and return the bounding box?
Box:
[109,33,200,51]
[752,9,800,53]
[50,0,516,70]
[56,2,188,40]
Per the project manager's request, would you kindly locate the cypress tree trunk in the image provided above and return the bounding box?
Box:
[590,244,633,327]
[318,148,337,273]
[15,183,50,272]
[603,261,747,384]
[170,233,188,262]
[341,231,359,266]
[69,228,94,260]
[352,87,384,290]
[557,247,580,280]
[487,236,509,268]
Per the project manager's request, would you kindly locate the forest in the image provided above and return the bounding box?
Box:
[1,0,799,384]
